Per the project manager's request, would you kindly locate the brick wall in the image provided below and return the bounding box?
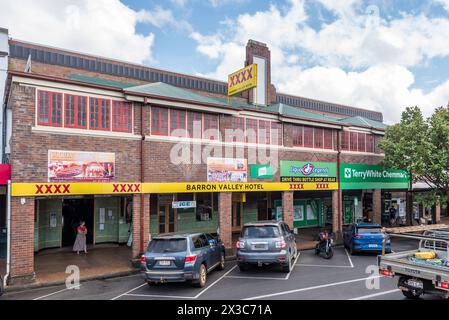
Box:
[9,197,35,284]
[218,193,232,252]
[282,191,294,229]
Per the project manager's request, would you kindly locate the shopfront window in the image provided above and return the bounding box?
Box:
[195,193,214,221]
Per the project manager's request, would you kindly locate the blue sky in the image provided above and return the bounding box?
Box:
[2,0,449,122]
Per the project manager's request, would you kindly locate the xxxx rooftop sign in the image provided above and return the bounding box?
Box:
[228,63,258,96]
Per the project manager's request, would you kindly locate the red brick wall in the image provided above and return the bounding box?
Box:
[282,191,294,229]
[218,193,232,251]
[9,197,35,284]
[132,194,150,258]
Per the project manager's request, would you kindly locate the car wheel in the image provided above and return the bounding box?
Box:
[217,252,225,271]
[195,264,207,288]
[349,243,356,256]
[401,289,421,300]
[147,281,159,287]
[238,263,249,272]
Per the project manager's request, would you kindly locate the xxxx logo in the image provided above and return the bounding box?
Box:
[289,183,305,190]
[316,183,330,189]
[229,66,254,87]
[112,183,141,193]
[35,184,71,194]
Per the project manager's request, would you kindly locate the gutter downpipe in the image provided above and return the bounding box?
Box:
[4,179,11,287]
[140,100,145,255]
[337,128,342,237]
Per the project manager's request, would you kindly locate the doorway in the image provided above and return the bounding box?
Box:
[158,203,176,234]
[62,198,94,247]
[232,202,243,232]
[257,199,268,221]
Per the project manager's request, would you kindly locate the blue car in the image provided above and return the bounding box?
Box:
[343,223,391,255]
[140,232,225,288]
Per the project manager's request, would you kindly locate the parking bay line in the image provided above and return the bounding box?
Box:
[344,248,354,268]
[111,283,147,300]
[296,264,354,268]
[242,275,383,300]
[33,285,80,300]
[349,289,401,300]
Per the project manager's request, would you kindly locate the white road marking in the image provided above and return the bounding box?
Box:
[285,252,301,280]
[349,289,401,300]
[345,248,354,268]
[296,264,353,268]
[110,283,147,300]
[33,285,80,300]
[226,275,288,281]
[242,275,383,300]
[125,293,196,299]
[194,265,237,299]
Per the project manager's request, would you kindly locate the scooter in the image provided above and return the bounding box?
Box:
[315,231,334,259]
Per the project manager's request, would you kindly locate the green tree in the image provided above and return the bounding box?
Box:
[379,106,449,211]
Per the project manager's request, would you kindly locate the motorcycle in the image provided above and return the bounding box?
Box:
[315,231,334,259]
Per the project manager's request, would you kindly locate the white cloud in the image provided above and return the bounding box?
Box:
[190,0,449,123]
[0,0,157,64]
[171,0,188,7]
[137,6,192,32]
[435,0,449,12]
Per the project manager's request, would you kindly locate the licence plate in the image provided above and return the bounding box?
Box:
[253,244,267,250]
[158,260,171,266]
[368,244,378,248]
[407,279,424,289]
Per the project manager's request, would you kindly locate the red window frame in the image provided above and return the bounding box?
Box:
[303,126,314,148]
[37,90,62,127]
[169,108,186,137]
[366,134,374,153]
[187,111,202,139]
[358,133,366,152]
[151,106,169,136]
[203,113,218,140]
[245,118,258,144]
[323,129,333,149]
[314,128,324,149]
[258,120,271,145]
[293,125,303,147]
[89,97,110,131]
[65,94,87,129]
[112,101,133,133]
[231,117,245,143]
[271,122,282,146]
[341,131,350,150]
[350,132,358,151]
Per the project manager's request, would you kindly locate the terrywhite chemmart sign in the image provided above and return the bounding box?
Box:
[340,164,409,190]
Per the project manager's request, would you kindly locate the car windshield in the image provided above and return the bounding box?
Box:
[242,225,280,238]
[148,238,187,253]
[357,227,383,234]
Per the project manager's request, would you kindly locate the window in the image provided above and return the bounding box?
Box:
[245,118,258,143]
[258,120,270,144]
[314,128,324,148]
[89,97,110,130]
[38,90,62,126]
[187,111,202,139]
[350,132,358,151]
[303,126,314,148]
[271,122,282,146]
[231,117,245,142]
[203,113,218,140]
[293,125,303,146]
[341,131,349,150]
[366,134,374,153]
[358,133,366,152]
[151,106,169,135]
[112,101,132,133]
[65,94,87,129]
[323,129,333,149]
[170,109,186,137]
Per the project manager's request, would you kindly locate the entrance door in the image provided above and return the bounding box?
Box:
[37,199,63,250]
[62,198,94,247]
[232,202,243,232]
[158,204,176,234]
[257,199,268,221]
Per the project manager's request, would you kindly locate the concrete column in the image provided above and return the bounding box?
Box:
[132,194,150,258]
[282,191,294,229]
[372,189,382,225]
[9,197,36,285]
[218,193,232,253]
[332,190,342,234]
[436,200,441,224]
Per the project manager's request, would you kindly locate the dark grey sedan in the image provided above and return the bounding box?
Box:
[140,232,225,288]
[236,220,298,272]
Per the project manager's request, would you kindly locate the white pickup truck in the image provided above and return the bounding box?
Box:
[378,230,449,300]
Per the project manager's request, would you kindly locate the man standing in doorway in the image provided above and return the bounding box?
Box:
[389,205,397,226]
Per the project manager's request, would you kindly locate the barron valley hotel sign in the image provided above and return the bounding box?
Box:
[228,63,258,96]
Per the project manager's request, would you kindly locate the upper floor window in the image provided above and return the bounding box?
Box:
[350,132,358,151]
[187,111,202,139]
[170,108,186,137]
[65,94,87,129]
[203,113,219,140]
[151,106,169,136]
[38,90,62,127]
[314,128,324,148]
[271,122,283,146]
[245,118,258,144]
[231,117,245,142]
[90,97,110,131]
[293,125,303,147]
[323,129,333,149]
[303,126,314,148]
[258,120,270,145]
[341,131,350,150]
[112,101,133,133]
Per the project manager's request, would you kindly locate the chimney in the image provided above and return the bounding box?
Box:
[244,40,276,106]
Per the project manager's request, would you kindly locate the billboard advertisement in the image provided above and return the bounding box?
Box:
[207,157,247,182]
[280,161,337,183]
[228,64,258,96]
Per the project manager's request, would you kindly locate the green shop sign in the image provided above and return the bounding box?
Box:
[340,164,409,190]
[250,164,274,179]
[280,161,337,183]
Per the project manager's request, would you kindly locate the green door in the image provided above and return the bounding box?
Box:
[37,199,63,251]
[94,197,120,244]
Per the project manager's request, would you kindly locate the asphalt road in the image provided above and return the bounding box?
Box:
[0,239,443,301]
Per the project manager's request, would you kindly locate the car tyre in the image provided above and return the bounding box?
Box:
[217,252,225,271]
[238,263,249,272]
[195,263,207,288]
[281,254,292,273]
[349,243,356,256]
[401,289,421,300]
[147,281,159,287]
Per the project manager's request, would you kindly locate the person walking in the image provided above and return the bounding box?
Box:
[389,205,397,227]
[73,221,88,254]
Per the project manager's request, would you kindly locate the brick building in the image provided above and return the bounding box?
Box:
[1,36,410,284]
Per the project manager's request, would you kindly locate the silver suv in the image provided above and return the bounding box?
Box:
[236,220,298,273]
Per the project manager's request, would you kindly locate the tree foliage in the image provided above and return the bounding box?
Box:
[379,106,449,208]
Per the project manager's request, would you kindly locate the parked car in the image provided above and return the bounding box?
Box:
[140,232,225,288]
[236,220,298,273]
[343,223,391,255]
[0,275,3,296]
